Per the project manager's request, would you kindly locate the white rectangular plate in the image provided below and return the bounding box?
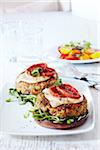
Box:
[0,78,95,136]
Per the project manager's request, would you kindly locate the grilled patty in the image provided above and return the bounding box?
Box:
[16,75,57,95]
[35,93,88,118]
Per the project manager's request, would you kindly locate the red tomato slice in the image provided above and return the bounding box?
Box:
[42,67,55,77]
[65,56,79,60]
[49,86,66,98]
[56,84,81,99]
[60,54,68,59]
[26,63,56,77]
[27,63,47,72]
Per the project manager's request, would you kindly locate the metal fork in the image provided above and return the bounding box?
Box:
[65,63,100,90]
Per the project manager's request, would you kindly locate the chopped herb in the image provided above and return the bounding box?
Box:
[54,79,62,86]
[69,41,75,47]
[5,98,12,102]
[83,41,91,49]
[9,88,20,98]
[66,119,74,124]
[33,85,40,91]
[65,44,70,47]
[24,111,30,119]
[64,41,91,50]
[31,67,42,77]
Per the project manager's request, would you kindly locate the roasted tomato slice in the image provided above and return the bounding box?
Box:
[49,86,66,98]
[42,67,56,77]
[27,63,56,77]
[27,63,47,72]
[56,84,81,99]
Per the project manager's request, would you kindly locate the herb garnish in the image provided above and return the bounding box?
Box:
[31,67,42,77]
[54,79,62,86]
[64,41,91,50]
[83,41,91,49]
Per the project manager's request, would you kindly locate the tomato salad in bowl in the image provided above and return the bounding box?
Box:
[58,41,100,61]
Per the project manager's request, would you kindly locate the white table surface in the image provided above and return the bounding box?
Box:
[0,60,100,150]
[0,12,100,150]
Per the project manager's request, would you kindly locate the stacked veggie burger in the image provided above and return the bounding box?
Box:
[32,81,88,129]
[16,63,58,95]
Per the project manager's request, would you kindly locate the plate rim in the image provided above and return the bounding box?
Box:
[61,58,100,64]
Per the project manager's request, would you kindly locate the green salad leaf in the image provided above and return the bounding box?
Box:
[9,88,37,105]
[30,107,88,124]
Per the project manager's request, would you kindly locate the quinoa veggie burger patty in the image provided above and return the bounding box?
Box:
[16,63,58,95]
[32,83,88,129]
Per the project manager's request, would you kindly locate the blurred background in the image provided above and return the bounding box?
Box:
[0,0,99,60]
